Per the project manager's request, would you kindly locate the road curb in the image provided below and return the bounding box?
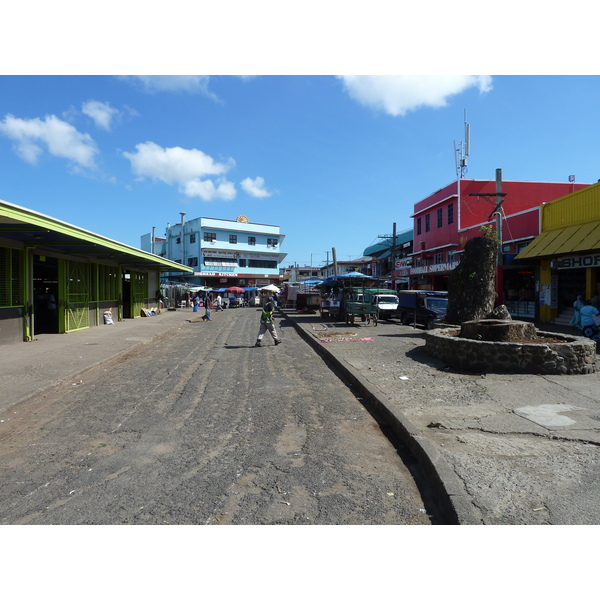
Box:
[282,310,481,525]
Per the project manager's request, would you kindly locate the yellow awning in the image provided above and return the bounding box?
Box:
[516,220,600,260]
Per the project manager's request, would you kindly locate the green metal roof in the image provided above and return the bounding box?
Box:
[363,228,413,257]
[0,199,193,273]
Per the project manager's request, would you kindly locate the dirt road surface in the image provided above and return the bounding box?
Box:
[0,307,439,525]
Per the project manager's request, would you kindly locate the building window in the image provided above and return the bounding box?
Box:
[229,235,237,244]
[267,238,278,247]
[448,251,457,263]
[414,257,422,267]
[98,264,119,302]
[248,236,256,245]
[437,208,443,228]
[176,237,181,244]
[187,257,198,267]
[189,233,196,244]
[204,232,216,242]
[447,203,454,225]
[434,253,444,264]
[249,259,277,269]
[239,258,247,267]
[425,214,430,232]
[204,256,238,267]
[417,218,422,235]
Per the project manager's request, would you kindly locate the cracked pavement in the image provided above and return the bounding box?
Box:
[285,310,600,524]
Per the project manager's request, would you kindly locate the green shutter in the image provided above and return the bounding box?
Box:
[64,260,91,332]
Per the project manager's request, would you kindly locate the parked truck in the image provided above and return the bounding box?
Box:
[397,290,448,329]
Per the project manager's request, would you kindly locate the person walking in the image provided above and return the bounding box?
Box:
[202,303,212,321]
[255,297,281,347]
[216,294,223,311]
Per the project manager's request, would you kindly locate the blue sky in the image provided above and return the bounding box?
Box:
[1,75,599,269]
[2,7,599,271]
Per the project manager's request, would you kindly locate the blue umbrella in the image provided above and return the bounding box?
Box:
[300,279,323,285]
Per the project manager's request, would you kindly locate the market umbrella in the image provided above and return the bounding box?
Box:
[225,286,245,294]
[300,279,323,285]
[259,284,281,293]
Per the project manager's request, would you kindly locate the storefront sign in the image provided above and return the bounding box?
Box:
[555,253,600,269]
[202,251,238,258]
[410,261,459,275]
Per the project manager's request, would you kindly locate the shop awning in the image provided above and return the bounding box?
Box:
[0,199,193,273]
[516,221,600,260]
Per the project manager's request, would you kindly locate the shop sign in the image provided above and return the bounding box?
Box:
[202,251,238,258]
[203,272,239,277]
[410,261,459,275]
[555,253,600,269]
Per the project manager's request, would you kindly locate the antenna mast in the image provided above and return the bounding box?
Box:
[454,109,470,179]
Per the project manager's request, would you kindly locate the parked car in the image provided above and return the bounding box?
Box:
[397,291,448,329]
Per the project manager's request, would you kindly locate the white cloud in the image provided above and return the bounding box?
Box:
[0,113,98,167]
[123,141,237,201]
[82,100,120,131]
[183,178,236,201]
[338,75,493,116]
[119,75,219,100]
[241,176,271,198]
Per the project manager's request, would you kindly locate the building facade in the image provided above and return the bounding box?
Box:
[319,258,372,279]
[363,228,413,290]
[142,215,287,290]
[409,177,589,319]
[0,199,191,346]
[516,181,600,323]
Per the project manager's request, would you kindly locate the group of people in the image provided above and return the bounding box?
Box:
[571,294,600,343]
[182,290,282,346]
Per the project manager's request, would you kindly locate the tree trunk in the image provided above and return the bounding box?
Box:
[446,236,499,325]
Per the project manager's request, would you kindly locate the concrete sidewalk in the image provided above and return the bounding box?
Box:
[280,310,600,525]
[0,308,202,412]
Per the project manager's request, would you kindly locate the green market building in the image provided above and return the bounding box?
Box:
[0,199,192,346]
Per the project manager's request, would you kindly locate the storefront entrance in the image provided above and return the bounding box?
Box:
[33,255,59,334]
[557,268,587,312]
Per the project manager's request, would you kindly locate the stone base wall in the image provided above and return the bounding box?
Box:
[425,328,597,375]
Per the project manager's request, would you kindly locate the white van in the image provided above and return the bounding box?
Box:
[371,294,400,319]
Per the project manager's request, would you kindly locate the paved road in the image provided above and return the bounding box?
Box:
[0,307,436,525]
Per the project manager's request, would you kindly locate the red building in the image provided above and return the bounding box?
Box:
[409,177,589,319]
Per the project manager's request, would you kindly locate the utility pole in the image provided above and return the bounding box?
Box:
[180,212,186,267]
[378,222,397,279]
[494,168,503,266]
[467,168,506,306]
[332,247,338,276]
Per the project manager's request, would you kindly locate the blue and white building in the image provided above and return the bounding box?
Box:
[141,215,287,290]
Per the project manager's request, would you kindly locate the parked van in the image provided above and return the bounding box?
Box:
[369,293,400,319]
[397,291,448,329]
